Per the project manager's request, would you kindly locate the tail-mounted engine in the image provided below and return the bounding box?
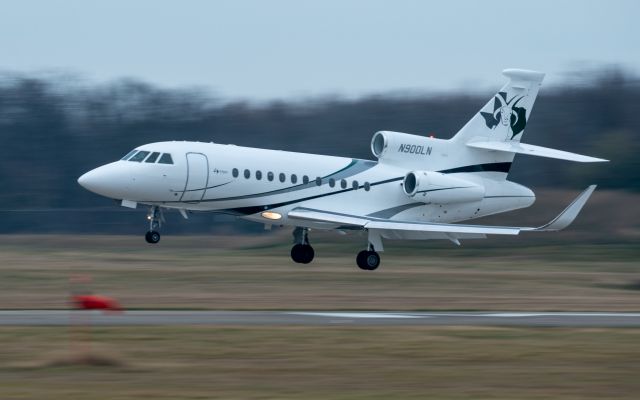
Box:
[402,170,485,204]
[371,130,439,166]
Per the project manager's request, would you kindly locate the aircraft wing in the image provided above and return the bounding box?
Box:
[288,185,596,237]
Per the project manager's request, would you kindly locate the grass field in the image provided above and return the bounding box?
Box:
[1,326,639,400]
[1,235,639,399]
[0,234,638,311]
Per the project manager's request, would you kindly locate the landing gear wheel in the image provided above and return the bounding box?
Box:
[291,244,315,264]
[145,230,161,244]
[356,250,380,271]
[145,206,163,244]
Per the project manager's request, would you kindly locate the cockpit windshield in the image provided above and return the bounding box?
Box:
[129,151,150,162]
[158,153,174,164]
[145,152,161,163]
[121,150,174,164]
[121,150,137,160]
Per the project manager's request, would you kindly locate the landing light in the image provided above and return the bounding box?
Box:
[261,211,282,220]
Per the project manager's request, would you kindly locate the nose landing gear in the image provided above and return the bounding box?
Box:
[145,230,161,244]
[145,206,163,244]
[290,227,315,264]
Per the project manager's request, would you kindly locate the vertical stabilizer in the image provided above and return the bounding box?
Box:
[452,69,545,144]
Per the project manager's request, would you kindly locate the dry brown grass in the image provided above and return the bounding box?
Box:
[1,326,639,399]
[40,352,126,368]
[0,228,638,399]
[0,234,638,311]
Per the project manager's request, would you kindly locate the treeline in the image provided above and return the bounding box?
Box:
[0,69,638,233]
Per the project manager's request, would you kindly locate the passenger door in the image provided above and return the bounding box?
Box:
[180,152,209,202]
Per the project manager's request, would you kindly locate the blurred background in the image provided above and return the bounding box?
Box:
[0,0,638,237]
[1,3,639,398]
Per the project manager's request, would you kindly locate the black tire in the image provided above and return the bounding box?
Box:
[291,244,305,263]
[365,251,380,270]
[145,230,161,244]
[356,250,368,270]
[301,245,315,264]
[291,244,314,264]
[356,250,380,271]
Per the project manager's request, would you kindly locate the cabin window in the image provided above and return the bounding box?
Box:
[244,169,251,179]
[145,152,160,163]
[364,182,371,191]
[256,170,263,180]
[315,177,322,186]
[158,153,174,164]
[340,179,347,189]
[121,150,137,160]
[291,174,298,184]
[267,171,274,181]
[232,168,239,178]
[303,175,309,184]
[129,151,150,162]
[352,180,359,190]
[279,173,286,183]
[329,178,335,188]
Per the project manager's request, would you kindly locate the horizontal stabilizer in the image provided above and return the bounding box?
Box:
[467,141,608,162]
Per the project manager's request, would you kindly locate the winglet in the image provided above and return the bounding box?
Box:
[527,185,597,232]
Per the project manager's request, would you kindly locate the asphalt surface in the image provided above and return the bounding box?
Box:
[2,311,640,327]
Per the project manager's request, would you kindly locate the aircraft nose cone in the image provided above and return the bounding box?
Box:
[77,171,92,189]
[77,168,102,193]
[77,163,130,198]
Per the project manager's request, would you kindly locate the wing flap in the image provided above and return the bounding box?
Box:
[288,208,520,235]
[364,220,520,235]
[376,229,487,241]
[287,185,597,237]
[467,141,608,163]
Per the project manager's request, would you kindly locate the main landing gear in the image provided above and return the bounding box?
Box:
[290,227,315,264]
[356,231,382,271]
[356,245,381,271]
[289,227,381,270]
[145,206,162,244]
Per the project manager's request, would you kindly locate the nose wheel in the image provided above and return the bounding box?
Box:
[145,206,163,244]
[145,230,161,244]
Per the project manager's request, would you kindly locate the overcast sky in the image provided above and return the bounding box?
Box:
[1,0,638,100]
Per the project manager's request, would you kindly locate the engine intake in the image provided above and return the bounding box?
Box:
[402,171,484,204]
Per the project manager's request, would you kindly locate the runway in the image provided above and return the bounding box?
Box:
[2,310,640,327]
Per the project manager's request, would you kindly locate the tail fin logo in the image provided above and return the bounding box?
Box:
[480,92,527,139]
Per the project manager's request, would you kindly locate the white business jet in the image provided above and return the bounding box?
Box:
[78,69,607,270]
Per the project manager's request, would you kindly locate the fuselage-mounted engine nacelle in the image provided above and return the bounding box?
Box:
[371,130,438,165]
[402,171,485,204]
